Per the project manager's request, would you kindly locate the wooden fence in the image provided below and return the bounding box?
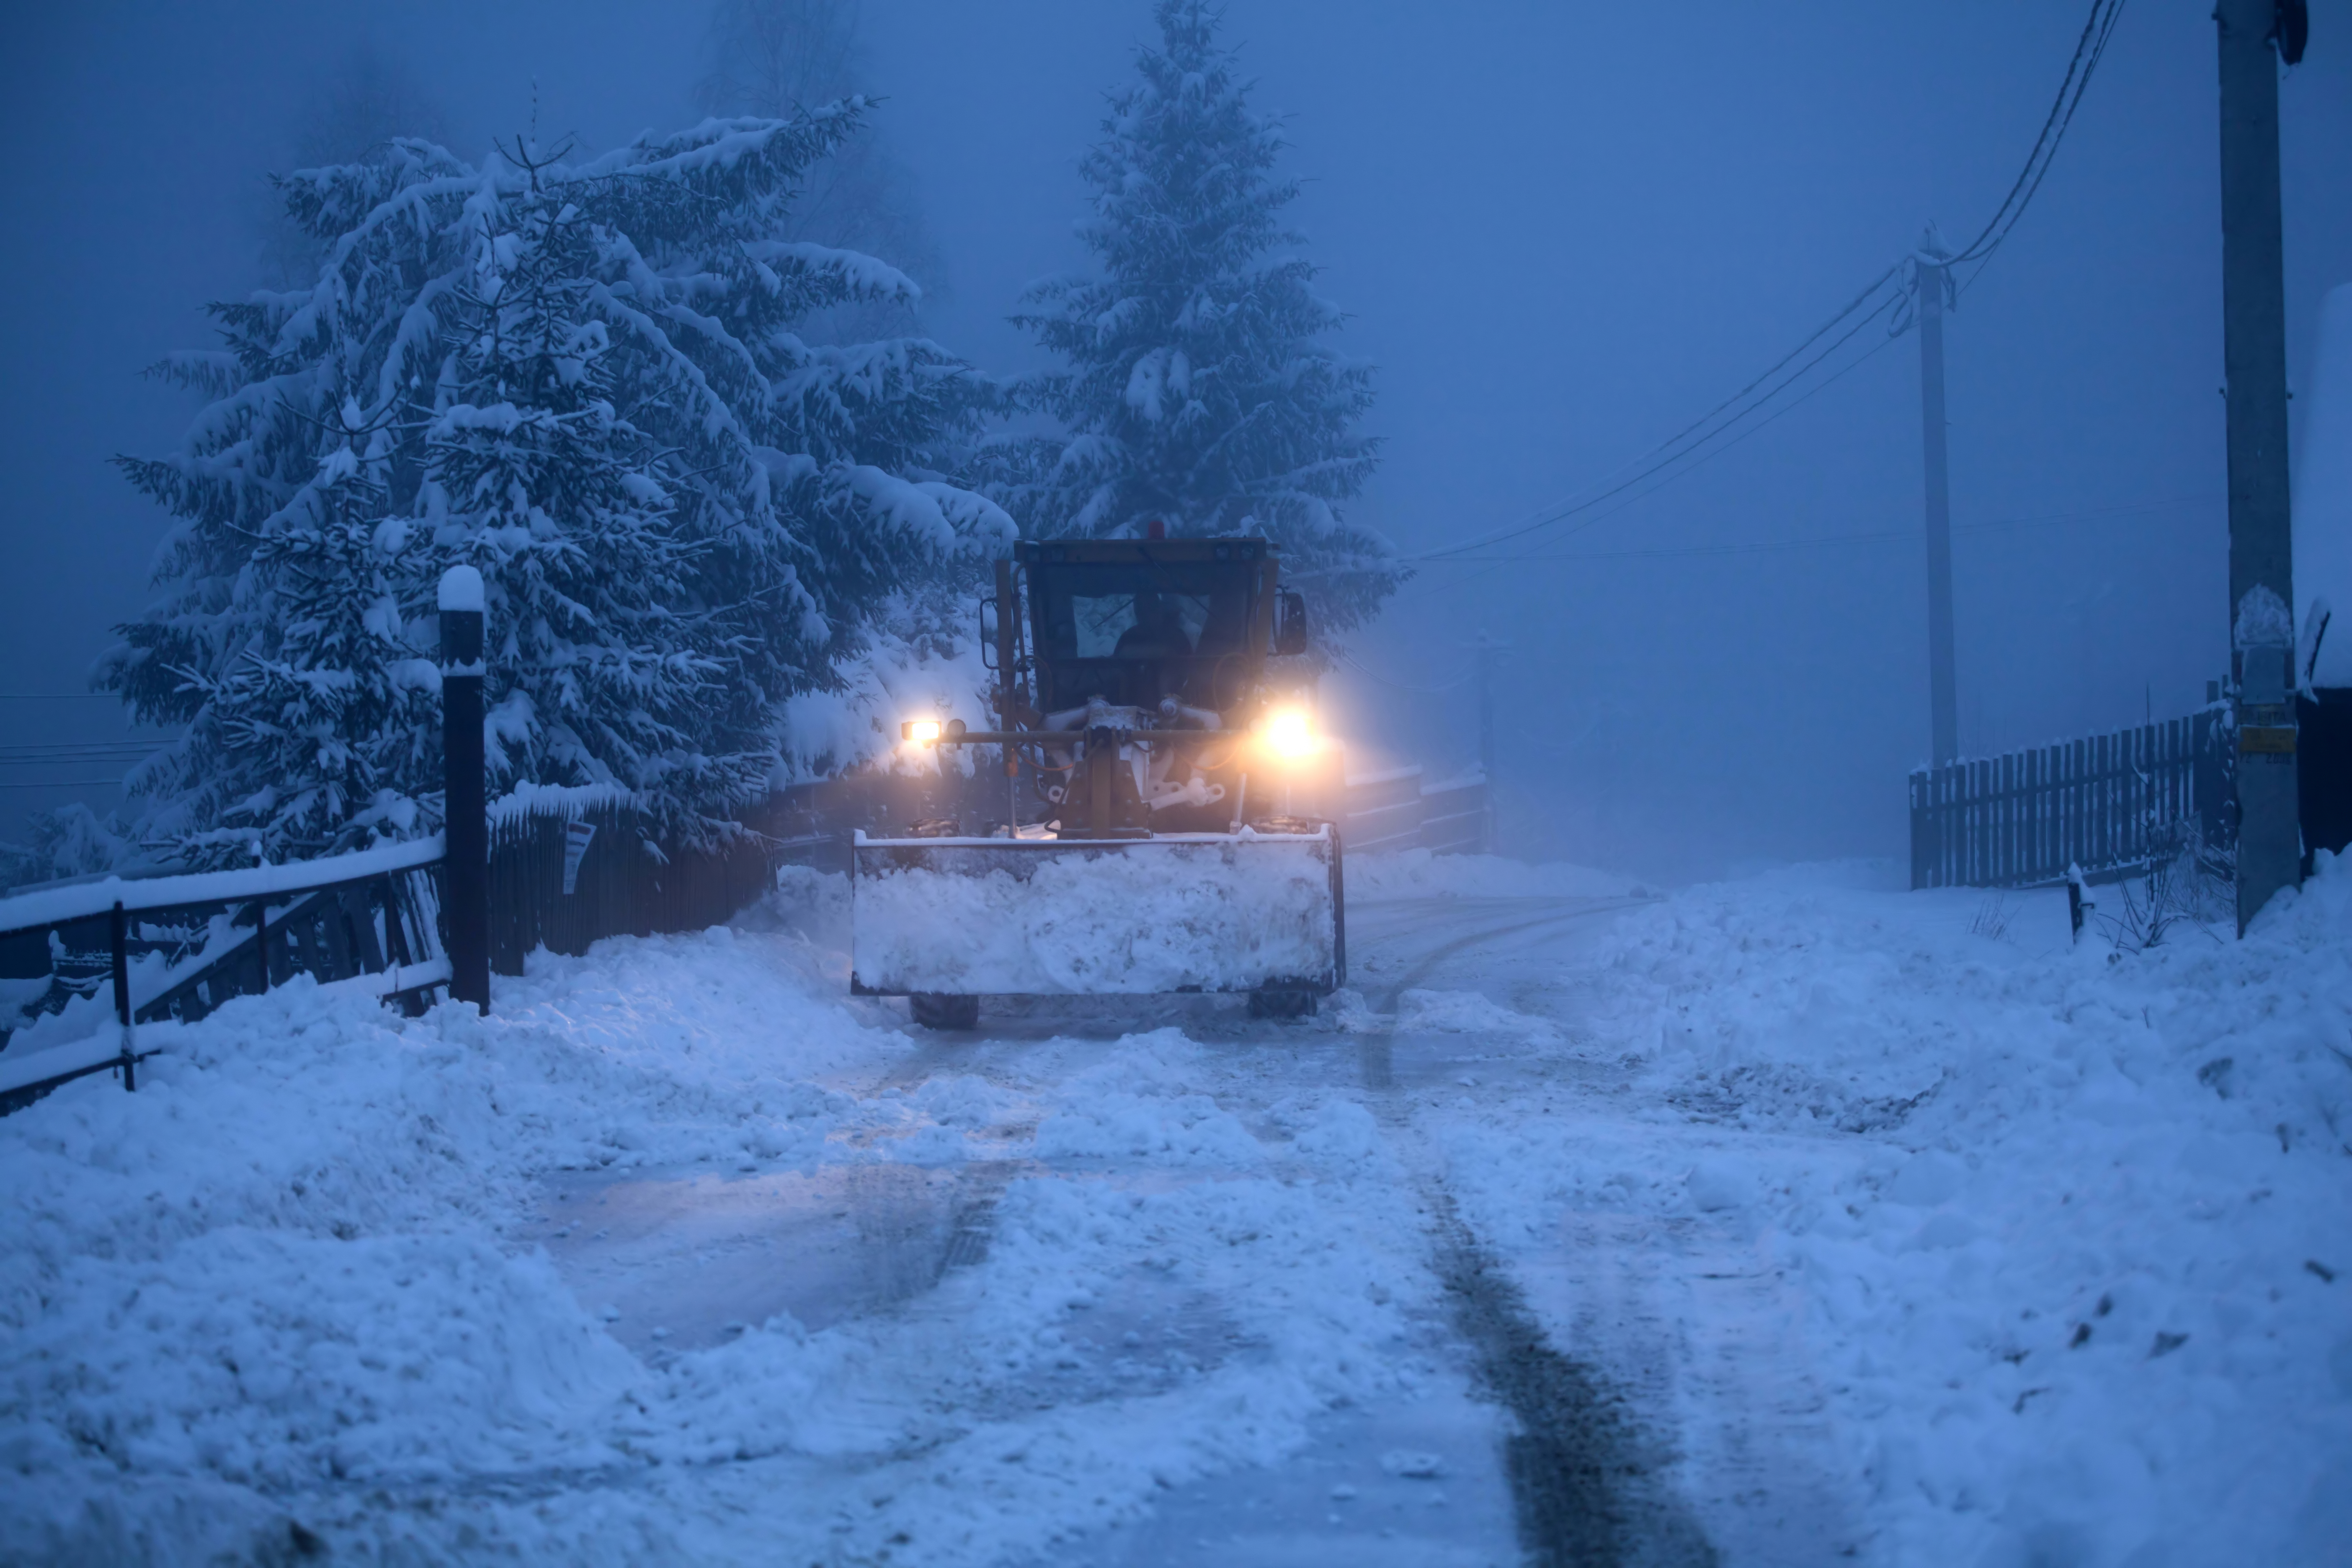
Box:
[487,790,783,972]
[1908,711,2231,890]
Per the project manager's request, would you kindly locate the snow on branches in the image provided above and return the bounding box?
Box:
[107,109,1009,867]
[980,0,1399,629]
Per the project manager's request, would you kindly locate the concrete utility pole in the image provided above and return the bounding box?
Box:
[2215,0,2302,933]
[1915,230,1960,768]
[1473,636,1503,853]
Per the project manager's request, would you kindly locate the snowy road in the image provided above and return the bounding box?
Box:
[8,851,2350,1565]
[517,881,1826,1565]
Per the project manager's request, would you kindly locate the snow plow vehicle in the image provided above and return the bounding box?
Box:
[850,535,1345,1028]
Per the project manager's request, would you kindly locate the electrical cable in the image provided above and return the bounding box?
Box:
[1947,0,2128,271]
[1415,286,1908,564]
[1429,495,2207,565]
[1412,277,1908,563]
[1600,265,1906,485]
[1409,0,2128,571]
[1415,294,1910,588]
[0,763,152,771]
[0,743,157,756]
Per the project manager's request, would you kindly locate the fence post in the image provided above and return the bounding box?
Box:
[109,901,135,1092]
[441,565,491,1014]
[1909,769,1927,890]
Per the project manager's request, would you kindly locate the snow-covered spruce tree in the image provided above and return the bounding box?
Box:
[980,0,1397,629]
[695,0,946,345]
[108,110,1006,866]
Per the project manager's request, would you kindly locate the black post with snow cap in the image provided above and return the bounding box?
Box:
[439,565,491,1012]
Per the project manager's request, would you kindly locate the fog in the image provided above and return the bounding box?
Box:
[6,0,2349,881]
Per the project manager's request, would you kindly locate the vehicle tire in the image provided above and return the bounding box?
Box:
[1248,987,1318,1020]
[910,993,980,1031]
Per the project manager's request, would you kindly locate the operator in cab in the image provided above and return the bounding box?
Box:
[1112,591,1193,706]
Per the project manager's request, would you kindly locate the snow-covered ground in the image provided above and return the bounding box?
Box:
[3,848,2347,1565]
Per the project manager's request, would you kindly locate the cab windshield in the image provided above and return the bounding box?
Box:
[1034,560,1258,712]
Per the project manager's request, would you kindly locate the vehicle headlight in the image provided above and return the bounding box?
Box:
[1263,707,1318,759]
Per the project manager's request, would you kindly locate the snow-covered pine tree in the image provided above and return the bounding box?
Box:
[254,42,449,290]
[983,0,1398,629]
[108,109,1006,867]
[695,0,945,345]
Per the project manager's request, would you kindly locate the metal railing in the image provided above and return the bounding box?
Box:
[1343,766,1490,856]
[0,838,450,1111]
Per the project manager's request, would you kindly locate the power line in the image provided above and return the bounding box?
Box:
[1422,495,2207,566]
[1404,490,2203,611]
[0,758,151,769]
[1413,281,1909,563]
[1948,0,2129,272]
[1408,0,2129,569]
[1409,312,1912,594]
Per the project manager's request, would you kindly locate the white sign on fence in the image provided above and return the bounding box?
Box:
[562,821,598,895]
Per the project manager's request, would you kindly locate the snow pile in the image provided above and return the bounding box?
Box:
[0,882,1427,1564]
[1441,860,2352,1565]
[852,836,1338,994]
[789,1157,1421,1562]
[1396,987,1563,1044]
[1347,847,1643,901]
[0,918,889,1560]
[1033,1029,1266,1164]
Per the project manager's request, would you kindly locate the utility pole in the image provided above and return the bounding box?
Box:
[1915,229,1960,768]
[1473,636,1502,853]
[2216,0,2302,933]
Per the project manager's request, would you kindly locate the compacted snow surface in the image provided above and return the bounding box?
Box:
[2,850,2347,1565]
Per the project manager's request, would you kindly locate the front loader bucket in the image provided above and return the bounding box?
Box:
[850,828,1344,997]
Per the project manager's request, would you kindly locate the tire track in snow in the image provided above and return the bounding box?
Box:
[1429,1189,1719,1568]
[1357,897,1648,1090]
[653,891,1694,1560]
[936,1157,1022,1270]
[1365,895,1865,1563]
[1349,895,1723,1565]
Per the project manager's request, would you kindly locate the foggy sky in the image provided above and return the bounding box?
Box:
[5,0,2349,879]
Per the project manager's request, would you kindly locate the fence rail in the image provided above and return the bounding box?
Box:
[1909,711,2231,890]
[1341,766,1489,856]
[0,839,450,1110]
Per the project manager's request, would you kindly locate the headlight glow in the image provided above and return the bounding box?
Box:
[902,718,943,744]
[1263,707,1318,759]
